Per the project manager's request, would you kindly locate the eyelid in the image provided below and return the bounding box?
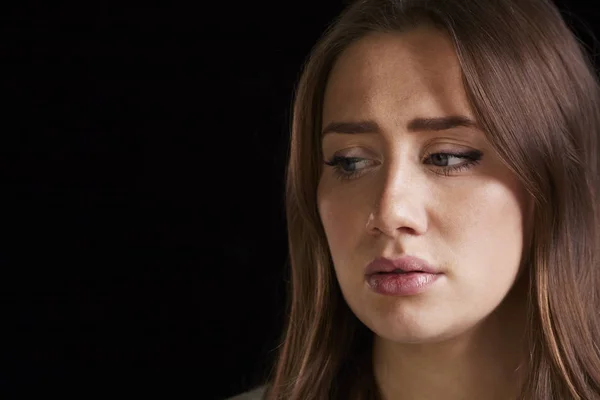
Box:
[324,142,481,164]
[324,149,376,163]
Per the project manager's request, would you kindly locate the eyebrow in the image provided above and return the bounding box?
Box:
[321,115,478,136]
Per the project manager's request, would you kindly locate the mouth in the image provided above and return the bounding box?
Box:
[366,268,442,296]
[374,269,423,274]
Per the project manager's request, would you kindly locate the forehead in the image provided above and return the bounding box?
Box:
[322,27,471,126]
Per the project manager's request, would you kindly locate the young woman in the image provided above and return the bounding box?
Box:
[230,0,600,398]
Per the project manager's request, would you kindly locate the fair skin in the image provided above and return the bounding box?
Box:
[317,27,533,400]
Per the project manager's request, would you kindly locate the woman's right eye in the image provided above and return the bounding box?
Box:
[323,156,372,182]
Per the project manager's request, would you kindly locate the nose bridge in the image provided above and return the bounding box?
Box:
[368,158,428,236]
[378,159,421,212]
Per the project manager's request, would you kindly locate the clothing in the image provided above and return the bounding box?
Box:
[225,385,266,400]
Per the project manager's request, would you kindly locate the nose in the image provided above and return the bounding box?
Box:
[365,165,428,238]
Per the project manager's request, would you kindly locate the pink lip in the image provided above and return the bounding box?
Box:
[364,255,440,276]
[364,256,443,296]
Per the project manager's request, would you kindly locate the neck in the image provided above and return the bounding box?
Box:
[372,276,529,400]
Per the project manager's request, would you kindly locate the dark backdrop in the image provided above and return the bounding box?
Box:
[2,1,598,399]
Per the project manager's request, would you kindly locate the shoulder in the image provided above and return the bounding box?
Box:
[225,385,267,400]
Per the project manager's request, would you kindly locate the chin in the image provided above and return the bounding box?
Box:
[372,323,465,345]
[367,316,448,344]
[350,297,476,345]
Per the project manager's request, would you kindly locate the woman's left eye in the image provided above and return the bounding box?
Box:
[427,153,469,167]
[423,150,483,176]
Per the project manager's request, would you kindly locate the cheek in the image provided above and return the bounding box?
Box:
[443,180,527,288]
[318,193,360,251]
[317,180,369,268]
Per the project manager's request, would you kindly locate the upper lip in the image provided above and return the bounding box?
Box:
[365,255,441,276]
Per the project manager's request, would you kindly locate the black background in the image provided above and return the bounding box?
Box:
[2,1,598,399]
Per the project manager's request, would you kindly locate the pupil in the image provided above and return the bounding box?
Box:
[433,154,448,166]
[343,159,356,171]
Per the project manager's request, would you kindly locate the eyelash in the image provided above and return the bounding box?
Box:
[323,150,483,182]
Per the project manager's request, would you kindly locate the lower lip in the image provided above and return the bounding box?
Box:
[366,272,441,296]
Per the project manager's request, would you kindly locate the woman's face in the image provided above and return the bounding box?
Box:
[317,27,532,343]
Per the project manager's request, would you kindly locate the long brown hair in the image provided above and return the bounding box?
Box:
[265,0,600,398]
